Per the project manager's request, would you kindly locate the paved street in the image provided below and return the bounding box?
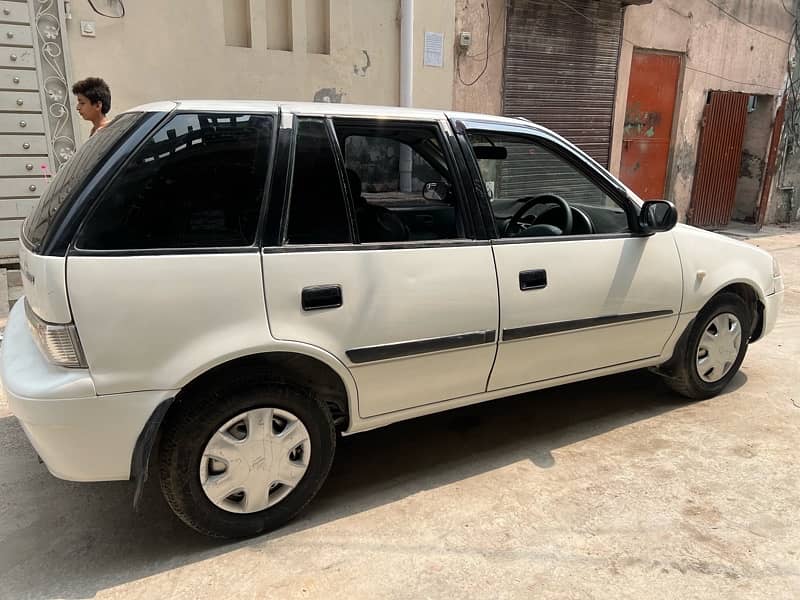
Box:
[1,230,798,600]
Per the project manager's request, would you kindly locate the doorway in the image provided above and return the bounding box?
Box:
[620,50,681,200]
[689,91,776,228]
[732,95,775,224]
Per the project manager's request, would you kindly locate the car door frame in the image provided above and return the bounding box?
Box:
[263,111,492,248]
[259,109,502,420]
[448,116,683,389]
[448,116,642,240]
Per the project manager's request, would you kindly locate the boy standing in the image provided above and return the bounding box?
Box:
[72,77,112,136]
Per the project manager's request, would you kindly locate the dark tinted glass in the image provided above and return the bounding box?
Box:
[285,119,351,244]
[23,112,142,249]
[338,123,463,243]
[78,113,274,250]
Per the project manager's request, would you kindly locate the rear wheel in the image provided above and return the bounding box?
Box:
[661,292,751,400]
[159,374,335,538]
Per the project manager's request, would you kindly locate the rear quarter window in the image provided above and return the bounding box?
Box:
[22,112,143,250]
[76,112,275,250]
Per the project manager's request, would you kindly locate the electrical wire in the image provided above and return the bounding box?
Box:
[684,64,783,90]
[457,0,491,87]
[600,0,793,93]
[551,0,595,26]
[785,17,800,140]
[703,0,791,45]
[88,0,125,18]
[461,1,506,60]
[463,47,505,62]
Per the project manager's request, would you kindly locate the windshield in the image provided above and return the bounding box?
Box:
[23,112,143,250]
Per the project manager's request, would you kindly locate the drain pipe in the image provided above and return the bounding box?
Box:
[399,0,413,192]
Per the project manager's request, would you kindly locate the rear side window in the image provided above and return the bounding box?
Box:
[23,112,142,250]
[77,113,274,250]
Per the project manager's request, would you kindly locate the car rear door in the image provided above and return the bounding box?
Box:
[452,117,682,390]
[261,111,498,419]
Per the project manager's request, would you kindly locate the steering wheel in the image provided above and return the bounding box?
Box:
[503,194,573,237]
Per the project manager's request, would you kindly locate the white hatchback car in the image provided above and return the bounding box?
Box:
[2,101,783,538]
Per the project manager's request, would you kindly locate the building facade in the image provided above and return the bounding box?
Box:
[1,0,796,258]
[614,0,792,227]
[0,0,457,257]
[453,0,795,228]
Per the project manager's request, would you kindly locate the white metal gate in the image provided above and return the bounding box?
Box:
[0,0,78,257]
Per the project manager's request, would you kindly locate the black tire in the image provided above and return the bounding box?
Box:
[661,292,751,400]
[158,372,336,539]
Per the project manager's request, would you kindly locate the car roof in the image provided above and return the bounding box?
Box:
[125,100,544,132]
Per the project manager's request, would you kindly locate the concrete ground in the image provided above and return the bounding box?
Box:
[1,232,799,600]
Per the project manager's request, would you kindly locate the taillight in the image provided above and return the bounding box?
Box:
[24,299,87,368]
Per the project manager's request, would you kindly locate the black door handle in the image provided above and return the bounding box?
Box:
[519,269,547,291]
[302,285,343,311]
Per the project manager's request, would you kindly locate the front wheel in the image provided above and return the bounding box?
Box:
[661,292,751,400]
[159,375,336,538]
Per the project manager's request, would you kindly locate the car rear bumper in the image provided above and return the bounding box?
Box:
[1,299,175,482]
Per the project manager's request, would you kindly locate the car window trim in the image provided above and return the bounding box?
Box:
[70,246,260,257]
[262,113,293,248]
[274,114,483,249]
[449,120,498,238]
[69,110,278,256]
[491,233,637,246]
[262,239,491,253]
[452,118,642,241]
[278,116,355,245]
[326,118,359,243]
[439,117,490,240]
[252,110,281,247]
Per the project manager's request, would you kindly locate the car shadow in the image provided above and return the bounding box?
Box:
[0,369,747,599]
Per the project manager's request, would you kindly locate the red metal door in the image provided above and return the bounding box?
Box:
[689,91,749,227]
[620,52,681,200]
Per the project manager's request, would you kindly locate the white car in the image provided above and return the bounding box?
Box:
[2,101,783,538]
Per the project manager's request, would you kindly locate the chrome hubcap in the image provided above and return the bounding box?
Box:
[695,312,742,383]
[199,408,311,514]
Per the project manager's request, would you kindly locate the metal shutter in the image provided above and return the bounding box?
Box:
[502,0,624,167]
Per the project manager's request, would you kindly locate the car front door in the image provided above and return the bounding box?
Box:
[454,118,682,391]
[261,113,498,418]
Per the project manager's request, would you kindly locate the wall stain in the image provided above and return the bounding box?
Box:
[313,88,345,103]
[739,150,765,179]
[353,50,371,77]
[624,102,663,137]
[673,142,698,177]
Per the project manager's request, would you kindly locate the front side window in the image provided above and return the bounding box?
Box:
[469,132,630,238]
[77,112,274,250]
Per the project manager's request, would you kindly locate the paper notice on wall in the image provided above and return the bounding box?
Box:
[423,32,444,67]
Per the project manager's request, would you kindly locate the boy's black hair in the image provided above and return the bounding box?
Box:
[71,77,111,115]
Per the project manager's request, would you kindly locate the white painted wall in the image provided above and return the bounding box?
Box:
[64,0,455,141]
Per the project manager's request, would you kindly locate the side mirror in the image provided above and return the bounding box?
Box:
[423,181,447,201]
[638,200,678,234]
